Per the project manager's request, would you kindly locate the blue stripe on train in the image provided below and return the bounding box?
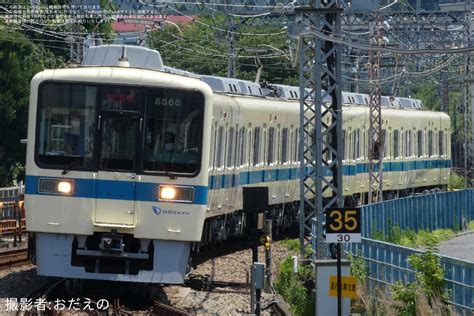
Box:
[25,176,208,205]
[26,159,451,202]
[209,159,451,188]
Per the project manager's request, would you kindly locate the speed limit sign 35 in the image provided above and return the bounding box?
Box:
[325,208,362,243]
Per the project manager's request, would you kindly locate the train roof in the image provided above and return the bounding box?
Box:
[82,45,423,110]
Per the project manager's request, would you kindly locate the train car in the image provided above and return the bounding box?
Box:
[24,45,451,283]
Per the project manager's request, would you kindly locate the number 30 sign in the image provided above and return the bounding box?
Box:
[325,208,362,243]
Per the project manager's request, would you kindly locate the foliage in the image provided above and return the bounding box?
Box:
[448,171,465,190]
[391,282,418,316]
[147,14,298,85]
[391,246,451,315]
[411,82,441,111]
[469,221,474,231]
[278,238,312,256]
[348,252,397,315]
[274,256,315,316]
[0,31,64,185]
[278,238,301,253]
[348,252,368,284]
[372,225,455,248]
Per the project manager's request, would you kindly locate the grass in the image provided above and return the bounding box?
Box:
[373,226,456,248]
[468,220,474,231]
[278,238,313,256]
[278,238,301,253]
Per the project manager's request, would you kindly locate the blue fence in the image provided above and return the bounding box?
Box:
[346,238,474,313]
[312,190,474,313]
[361,190,474,238]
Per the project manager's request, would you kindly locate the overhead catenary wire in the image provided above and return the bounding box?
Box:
[303,29,474,55]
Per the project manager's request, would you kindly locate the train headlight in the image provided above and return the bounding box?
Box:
[158,185,194,202]
[39,178,74,195]
[160,186,176,200]
[57,181,73,194]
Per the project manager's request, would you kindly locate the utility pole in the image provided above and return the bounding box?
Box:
[463,0,472,186]
[226,15,236,78]
[441,70,449,113]
[69,23,82,64]
[368,13,383,203]
[297,0,343,260]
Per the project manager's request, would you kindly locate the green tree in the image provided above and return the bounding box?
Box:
[0,31,64,185]
[147,14,298,85]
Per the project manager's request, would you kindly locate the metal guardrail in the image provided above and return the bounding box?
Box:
[0,185,24,202]
[361,190,474,238]
[346,238,474,313]
[311,190,474,313]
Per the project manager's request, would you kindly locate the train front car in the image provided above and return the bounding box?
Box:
[25,58,212,283]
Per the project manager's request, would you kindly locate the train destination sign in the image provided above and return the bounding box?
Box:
[325,207,361,243]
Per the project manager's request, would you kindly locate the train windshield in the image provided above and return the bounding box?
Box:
[36,83,97,169]
[36,82,204,176]
[143,89,204,174]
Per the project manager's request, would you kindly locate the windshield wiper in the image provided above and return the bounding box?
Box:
[62,151,90,175]
[149,153,177,179]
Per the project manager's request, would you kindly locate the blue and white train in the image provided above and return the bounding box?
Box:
[25,45,451,284]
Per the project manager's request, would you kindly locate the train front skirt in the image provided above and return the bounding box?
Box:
[34,232,190,284]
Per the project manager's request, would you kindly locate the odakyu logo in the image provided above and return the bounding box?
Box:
[152,206,190,216]
[152,206,161,215]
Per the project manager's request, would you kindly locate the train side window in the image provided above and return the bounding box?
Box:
[253,127,261,166]
[262,125,267,165]
[428,130,434,157]
[227,126,235,169]
[327,132,333,161]
[393,130,400,158]
[209,122,216,169]
[439,130,445,157]
[235,126,241,168]
[347,128,352,160]
[216,126,224,169]
[239,127,247,167]
[289,128,294,162]
[294,128,299,162]
[408,130,413,157]
[234,127,239,164]
[281,128,289,163]
[382,129,387,158]
[354,129,360,159]
[404,130,410,157]
[342,130,346,160]
[417,130,424,157]
[361,128,366,160]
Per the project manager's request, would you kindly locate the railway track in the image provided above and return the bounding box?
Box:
[0,248,28,268]
[15,278,192,315]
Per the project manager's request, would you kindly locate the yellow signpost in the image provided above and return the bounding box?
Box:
[328,275,357,299]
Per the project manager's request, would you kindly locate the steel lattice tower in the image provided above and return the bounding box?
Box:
[297,0,343,259]
[368,13,383,204]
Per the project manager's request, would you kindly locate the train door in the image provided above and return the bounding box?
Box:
[265,125,279,201]
[94,113,140,227]
[223,126,237,210]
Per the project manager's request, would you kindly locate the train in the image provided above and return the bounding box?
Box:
[24,45,451,284]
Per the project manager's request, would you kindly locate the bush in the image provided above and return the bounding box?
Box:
[274,256,314,316]
[448,172,465,190]
[391,247,452,315]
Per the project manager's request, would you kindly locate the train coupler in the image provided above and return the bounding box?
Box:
[100,232,124,254]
